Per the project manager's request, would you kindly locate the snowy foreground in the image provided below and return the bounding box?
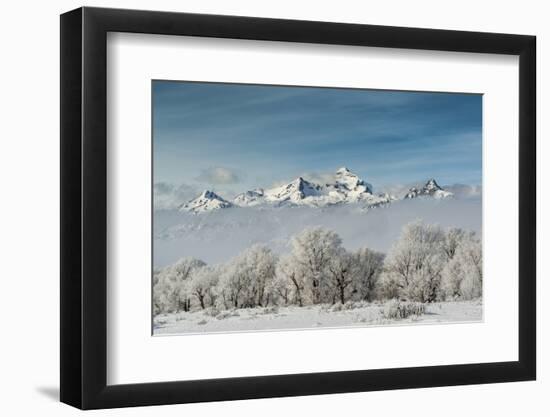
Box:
[153,300,482,335]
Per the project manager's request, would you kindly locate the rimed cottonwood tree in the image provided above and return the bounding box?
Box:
[216,245,277,309]
[153,257,206,314]
[187,265,220,309]
[289,227,342,304]
[275,254,306,306]
[352,248,385,302]
[381,220,446,302]
[327,249,356,304]
[441,236,482,300]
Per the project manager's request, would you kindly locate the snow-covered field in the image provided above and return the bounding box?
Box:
[153,300,482,335]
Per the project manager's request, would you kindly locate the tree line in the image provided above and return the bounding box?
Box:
[153,220,482,315]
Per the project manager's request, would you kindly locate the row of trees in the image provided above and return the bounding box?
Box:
[380,222,482,303]
[153,221,482,315]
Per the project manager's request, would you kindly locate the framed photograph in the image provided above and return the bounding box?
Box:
[60,6,536,409]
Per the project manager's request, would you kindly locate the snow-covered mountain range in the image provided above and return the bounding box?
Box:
[179,167,453,213]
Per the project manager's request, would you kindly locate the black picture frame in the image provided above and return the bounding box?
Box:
[60,6,536,410]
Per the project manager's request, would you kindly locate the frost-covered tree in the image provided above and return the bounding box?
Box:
[459,238,482,299]
[327,250,356,304]
[153,269,161,286]
[216,260,247,309]
[187,265,220,309]
[216,245,277,308]
[242,245,277,306]
[379,273,401,300]
[352,248,385,301]
[381,220,445,302]
[153,257,206,314]
[275,254,306,306]
[268,273,292,306]
[442,227,474,261]
[289,227,342,304]
[441,237,482,300]
[440,255,462,299]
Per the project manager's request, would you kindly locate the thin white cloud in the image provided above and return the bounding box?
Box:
[196,166,241,185]
[445,184,482,199]
[154,182,199,210]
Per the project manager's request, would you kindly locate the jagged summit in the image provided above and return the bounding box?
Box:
[333,167,373,195]
[405,179,453,200]
[336,166,352,175]
[200,190,220,199]
[264,177,323,204]
[424,178,440,191]
[180,190,233,213]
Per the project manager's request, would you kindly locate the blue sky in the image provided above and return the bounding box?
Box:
[153,81,482,198]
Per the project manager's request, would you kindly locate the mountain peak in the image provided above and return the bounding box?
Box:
[336,166,351,175]
[199,190,221,199]
[405,179,453,200]
[180,190,232,213]
[334,167,373,194]
[233,189,264,207]
[265,177,322,203]
[424,178,441,191]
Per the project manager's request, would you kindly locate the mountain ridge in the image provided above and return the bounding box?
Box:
[179,168,453,213]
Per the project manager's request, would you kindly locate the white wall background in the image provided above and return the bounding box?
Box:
[0,0,545,415]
